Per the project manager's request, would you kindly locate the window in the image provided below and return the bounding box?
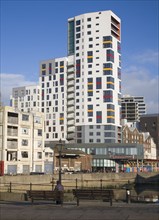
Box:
[89,44,93,48]
[22,128,29,135]
[76,59,81,78]
[76,27,80,32]
[60,74,64,85]
[76,20,80,26]
[107,77,114,89]
[37,141,42,148]
[41,64,46,69]
[107,49,114,62]
[34,116,41,124]
[22,139,28,146]
[96,77,102,89]
[103,90,113,102]
[21,151,28,158]
[87,31,91,35]
[87,24,91,28]
[96,111,102,123]
[118,67,121,79]
[37,152,42,159]
[88,105,93,117]
[89,38,93,41]
[76,33,81,39]
[117,41,121,54]
[103,63,113,75]
[103,36,112,48]
[87,18,91,21]
[22,114,29,121]
[38,129,42,136]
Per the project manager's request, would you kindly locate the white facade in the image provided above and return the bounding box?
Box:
[67,10,121,143]
[0,106,45,174]
[11,85,41,113]
[143,132,157,160]
[39,57,68,141]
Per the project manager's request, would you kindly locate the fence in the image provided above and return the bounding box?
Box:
[0,178,132,193]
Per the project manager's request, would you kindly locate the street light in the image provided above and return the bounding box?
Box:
[58,139,63,184]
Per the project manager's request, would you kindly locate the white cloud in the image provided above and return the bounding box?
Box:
[132,50,158,65]
[0,73,37,105]
[122,66,159,114]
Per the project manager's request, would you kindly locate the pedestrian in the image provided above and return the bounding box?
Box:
[54,180,64,205]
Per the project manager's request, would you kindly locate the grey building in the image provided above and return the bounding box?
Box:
[121,95,146,122]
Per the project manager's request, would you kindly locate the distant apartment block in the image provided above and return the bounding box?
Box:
[121,95,146,122]
[11,85,41,113]
[0,106,45,175]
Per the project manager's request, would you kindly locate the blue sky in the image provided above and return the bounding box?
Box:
[1,0,159,113]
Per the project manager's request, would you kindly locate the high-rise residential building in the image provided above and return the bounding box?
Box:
[67,10,122,144]
[11,10,122,145]
[11,85,41,113]
[121,95,146,122]
[39,57,68,141]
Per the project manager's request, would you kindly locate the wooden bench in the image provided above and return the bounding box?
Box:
[26,190,63,205]
[72,189,113,206]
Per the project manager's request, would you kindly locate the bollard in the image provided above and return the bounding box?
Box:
[100,179,103,189]
[126,189,131,204]
[76,178,78,189]
[30,183,32,191]
[9,182,12,193]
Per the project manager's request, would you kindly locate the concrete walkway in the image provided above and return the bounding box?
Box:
[0,201,159,220]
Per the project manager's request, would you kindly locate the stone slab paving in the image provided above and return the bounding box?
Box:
[0,201,159,220]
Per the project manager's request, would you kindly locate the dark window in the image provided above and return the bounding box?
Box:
[76,33,81,39]
[107,49,114,62]
[103,90,113,102]
[76,26,81,32]
[96,77,102,89]
[76,20,81,26]
[96,111,102,123]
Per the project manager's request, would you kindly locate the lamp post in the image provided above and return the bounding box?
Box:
[58,139,62,184]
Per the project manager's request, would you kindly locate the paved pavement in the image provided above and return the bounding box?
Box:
[0,201,159,220]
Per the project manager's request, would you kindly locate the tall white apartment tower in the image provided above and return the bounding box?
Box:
[67,10,121,144]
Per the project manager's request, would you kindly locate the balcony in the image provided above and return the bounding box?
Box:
[7,112,18,124]
[67,94,74,100]
[67,62,74,67]
[67,120,74,126]
[7,127,18,137]
[67,81,74,87]
[67,100,74,107]
[8,117,18,124]
[67,67,74,73]
[67,88,74,94]
[7,140,18,149]
[67,107,74,113]
[67,114,74,120]
[67,127,75,133]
